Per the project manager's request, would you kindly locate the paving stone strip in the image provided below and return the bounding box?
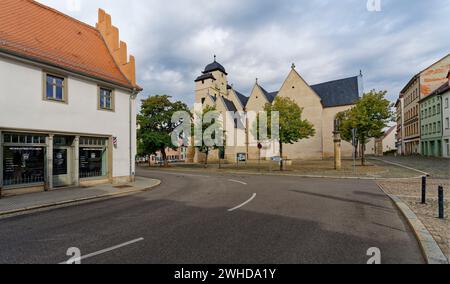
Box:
[0,177,161,216]
[378,179,449,263]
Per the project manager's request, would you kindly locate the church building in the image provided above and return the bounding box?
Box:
[191,57,367,162]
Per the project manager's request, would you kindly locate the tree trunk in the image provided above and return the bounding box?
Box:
[361,141,366,166]
[279,142,283,171]
[204,150,209,168]
[161,149,168,167]
[354,142,359,160]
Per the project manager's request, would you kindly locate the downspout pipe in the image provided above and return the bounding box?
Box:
[130,88,138,182]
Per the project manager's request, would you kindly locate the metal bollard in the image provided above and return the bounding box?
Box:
[421,176,427,204]
[438,186,445,219]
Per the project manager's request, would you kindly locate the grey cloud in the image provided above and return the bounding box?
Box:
[38,0,450,106]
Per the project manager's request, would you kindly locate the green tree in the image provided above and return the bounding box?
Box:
[261,97,315,171]
[336,90,394,166]
[137,95,190,167]
[193,106,224,168]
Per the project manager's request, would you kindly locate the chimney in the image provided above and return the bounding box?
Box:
[96,9,136,86]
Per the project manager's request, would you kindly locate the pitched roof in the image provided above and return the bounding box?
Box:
[234,90,249,107]
[195,73,216,82]
[266,91,278,103]
[259,85,278,103]
[0,0,137,90]
[400,53,450,94]
[221,97,237,112]
[311,76,360,107]
[420,81,450,101]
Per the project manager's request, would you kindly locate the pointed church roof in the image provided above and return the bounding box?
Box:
[310,76,360,107]
[203,59,228,75]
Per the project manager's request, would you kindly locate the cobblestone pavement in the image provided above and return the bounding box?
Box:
[374,156,450,179]
[379,179,450,261]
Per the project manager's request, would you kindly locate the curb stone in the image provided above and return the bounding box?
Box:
[378,184,448,265]
[0,180,161,218]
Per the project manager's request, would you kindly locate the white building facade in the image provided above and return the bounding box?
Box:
[0,2,141,196]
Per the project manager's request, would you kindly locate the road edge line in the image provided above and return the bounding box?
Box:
[370,158,430,176]
[377,184,448,265]
[0,180,161,218]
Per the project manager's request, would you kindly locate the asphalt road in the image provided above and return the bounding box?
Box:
[0,167,424,264]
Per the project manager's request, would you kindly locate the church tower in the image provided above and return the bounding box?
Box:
[195,56,229,104]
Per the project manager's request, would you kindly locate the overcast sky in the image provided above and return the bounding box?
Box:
[38,0,450,106]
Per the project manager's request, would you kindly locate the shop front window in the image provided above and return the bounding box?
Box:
[79,137,108,179]
[79,148,107,178]
[2,133,47,186]
[3,147,45,186]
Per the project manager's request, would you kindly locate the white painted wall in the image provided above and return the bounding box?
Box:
[0,56,136,178]
[383,129,397,153]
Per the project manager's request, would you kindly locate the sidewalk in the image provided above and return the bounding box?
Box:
[0,177,161,217]
[378,179,449,264]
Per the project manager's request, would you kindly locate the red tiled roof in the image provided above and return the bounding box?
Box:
[0,0,137,90]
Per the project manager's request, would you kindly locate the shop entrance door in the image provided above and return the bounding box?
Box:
[53,146,72,187]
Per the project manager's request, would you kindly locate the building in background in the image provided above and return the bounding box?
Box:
[396,54,450,155]
[402,75,421,155]
[0,1,141,197]
[374,126,396,157]
[439,72,450,158]
[148,147,187,166]
[395,95,405,155]
[191,58,367,163]
[381,126,397,154]
[419,87,444,157]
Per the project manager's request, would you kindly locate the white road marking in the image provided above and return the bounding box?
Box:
[370,158,430,176]
[228,179,248,185]
[228,193,257,212]
[60,238,144,264]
